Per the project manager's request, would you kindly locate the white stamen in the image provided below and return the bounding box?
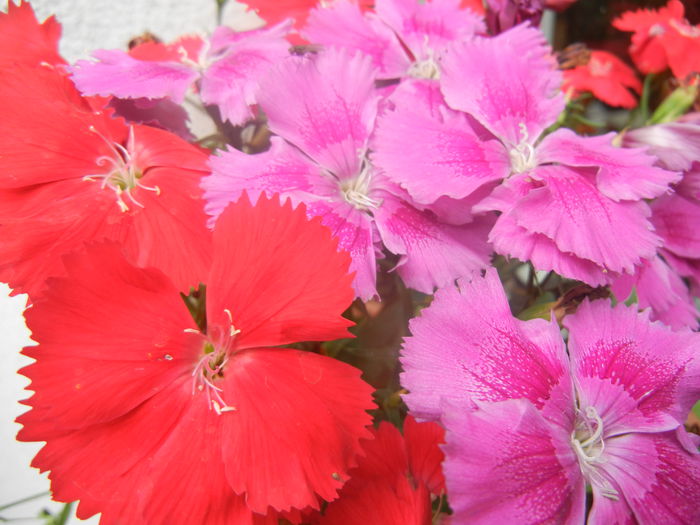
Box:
[83,126,160,212]
[339,157,382,210]
[571,405,620,500]
[508,123,538,174]
[407,35,441,80]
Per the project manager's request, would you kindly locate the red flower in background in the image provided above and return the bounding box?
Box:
[0,64,212,298]
[318,417,445,525]
[244,0,374,29]
[17,196,375,524]
[613,0,700,80]
[563,49,642,108]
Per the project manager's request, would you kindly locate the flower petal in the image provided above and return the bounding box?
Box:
[442,398,585,524]
[206,195,355,348]
[19,242,199,432]
[373,190,493,294]
[536,128,679,201]
[511,166,660,274]
[565,299,700,434]
[651,193,700,259]
[592,430,700,525]
[258,47,379,178]
[372,80,510,203]
[440,23,564,145]
[0,0,64,66]
[220,348,374,513]
[200,23,291,125]
[303,1,409,77]
[203,137,330,223]
[400,268,570,421]
[71,49,198,102]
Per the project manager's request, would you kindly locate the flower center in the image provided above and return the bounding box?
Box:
[407,35,441,80]
[83,126,160,212]
[190,309,240,415]
[571,406,619,500]
[508,123,538,174]
[339,158,382,211]
[407,55,441,80]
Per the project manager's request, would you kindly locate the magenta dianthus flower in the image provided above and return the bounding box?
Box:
[374,24,679,285]
[203,48,492,299]
[401,269,700,523]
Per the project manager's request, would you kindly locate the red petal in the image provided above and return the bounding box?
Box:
[404,416,446,495]
[207,194,354,349]
[220,348,374,513]
[0,64,128,188]
[0,1,65,66]
[18,242,199,432]
[320,422,434,525]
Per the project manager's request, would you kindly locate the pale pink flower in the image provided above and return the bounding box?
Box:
[401,269,700,523]
[71,22,292,125]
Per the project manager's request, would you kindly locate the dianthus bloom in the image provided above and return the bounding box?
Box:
[613,0,700,80]
[373,24,678,285]
[0,64,211,298]
[204,48,492,299]
[562,49,642,109]
[18,196,374,524]
[71,21,292,125]
[401,269,700,523]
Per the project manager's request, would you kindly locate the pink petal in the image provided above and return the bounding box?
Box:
[651,193,700,259]
[440,23,564,146]
[511,166,660,274]
[71,49,198,102]
[375,0,485,60]
[373,190,493,293]
[565,299,700,434]
[400,268,570,421]
[591,431,700,524]
[200,24,291,125]
[536,128,680,201]
[611,256,698,330]
[488,212,614,286]
[623,122,700,172]
[258,48,379,179]
[303,1,409,77]
[441,398,585,524]
[372,80,510,203]
[305,199,378,301]
[220,348,374,513]
[203,138,332,223]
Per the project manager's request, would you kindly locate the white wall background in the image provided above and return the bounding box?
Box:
[0,1,259,522]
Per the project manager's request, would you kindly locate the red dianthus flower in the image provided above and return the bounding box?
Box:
[17,195,375,524]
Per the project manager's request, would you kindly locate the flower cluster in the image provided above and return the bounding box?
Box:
[1,0,699,524]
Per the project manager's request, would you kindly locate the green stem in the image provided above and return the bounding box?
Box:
[0,492,49,512]
[639,73,655,123]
